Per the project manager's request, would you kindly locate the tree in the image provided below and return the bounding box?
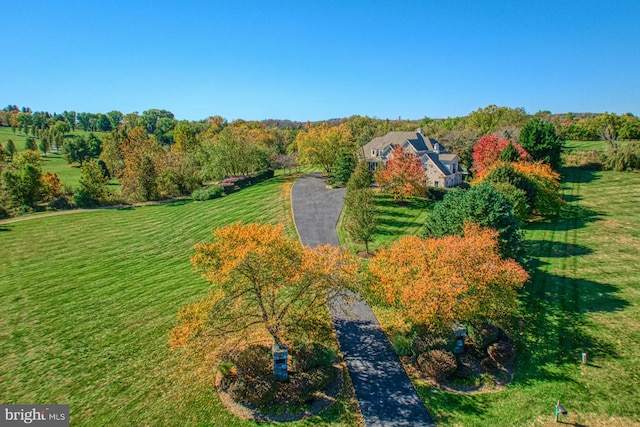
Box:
[375,145,426,202]
[73,160,109,207]
[518,117,563,170]
[106,110,123,129]
[41,172,62,201]
[25,137,37,151]
[471,134,529,174]
[346,161,373,192]
[170,222,358,377]
[474,161,564,218]
[38,137,49,157]
[5,139,16,161]
[138,155,158,200]
[369,224,529,333]
[1,150,43,208]
[344,188,378,254]
[423,184,524,260]
[97,114,113,132]
[330,148,356,186]
[296,122,355,173]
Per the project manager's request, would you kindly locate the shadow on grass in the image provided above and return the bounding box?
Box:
[164,199,193,207]
[528,204,601,232]
[561,167,600,184]
[0,225,11,232]
[525,240,593,258]
[417,386,486,424]
[514,266,626,387]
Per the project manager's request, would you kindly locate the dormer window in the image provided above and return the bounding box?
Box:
[371,149,377,156]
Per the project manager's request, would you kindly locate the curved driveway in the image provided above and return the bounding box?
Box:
[291,173,435,427]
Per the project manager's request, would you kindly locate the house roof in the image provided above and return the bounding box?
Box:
[423,152,452,176]
[363,130,437,159]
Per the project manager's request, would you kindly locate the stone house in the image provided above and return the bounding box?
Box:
[361,129,464,187]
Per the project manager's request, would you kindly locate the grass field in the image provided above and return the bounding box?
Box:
[411,167,640,426]
[0,127,108,187]
[0,174,360,426]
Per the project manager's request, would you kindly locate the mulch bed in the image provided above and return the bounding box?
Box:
[215,363,345,422]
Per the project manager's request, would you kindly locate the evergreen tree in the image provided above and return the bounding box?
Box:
[5,139,16,161]
[346,161,374,192]
[331,148,356,186]
[73,160,109,207]
[38,138,49,157]
[138,156,158,200]
[518,117,563,170]
[499,141,522,162]
[25,137,37,151]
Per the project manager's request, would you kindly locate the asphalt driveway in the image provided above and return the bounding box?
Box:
[291,173,435,427]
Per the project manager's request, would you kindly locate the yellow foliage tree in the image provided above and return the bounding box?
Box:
[296,123,355,173]
[171,223,359,351]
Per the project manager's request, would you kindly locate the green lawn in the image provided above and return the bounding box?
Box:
[1,127,109,187]
[0,174,360,426]
[338,192,433,254]
[564,139,636,152]
[415,167,640,426]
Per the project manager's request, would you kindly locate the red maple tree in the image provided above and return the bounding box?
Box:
[472,135,529,174]
[375,145,426,202]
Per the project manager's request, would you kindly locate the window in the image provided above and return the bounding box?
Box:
[434,181,440,187]
[371,149,377,156]
[368,162,377,172]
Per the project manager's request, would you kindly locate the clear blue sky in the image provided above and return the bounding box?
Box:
[2,0,638,121]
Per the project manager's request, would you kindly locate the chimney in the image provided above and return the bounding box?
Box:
[416,127,422,135]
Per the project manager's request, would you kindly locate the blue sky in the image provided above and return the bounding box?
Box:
[2,0,638,121]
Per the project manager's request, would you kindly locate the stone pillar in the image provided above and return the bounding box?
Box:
[272,343,289,381]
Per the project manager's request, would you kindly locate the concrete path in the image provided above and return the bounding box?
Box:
[291,173,435,427]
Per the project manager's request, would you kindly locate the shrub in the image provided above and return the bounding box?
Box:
[391,334,412,356]
[453,353,476,379]
[232,345,272,378]
[480,356,499,373]
[191,185,224,201]
[0,204,9,219]
[417,349,457,380]
[487,340,515,365]
[603,142,640,171]
[291,343,334,372]
[278,365,334,403]
[425,186,449,201]
[410,332,456,355]
[468,322,500,351]
[48,196,74,211]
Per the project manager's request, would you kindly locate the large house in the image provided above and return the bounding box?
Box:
[362,129,464,188]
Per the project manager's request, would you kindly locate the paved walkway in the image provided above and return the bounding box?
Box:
[291,173,435,427]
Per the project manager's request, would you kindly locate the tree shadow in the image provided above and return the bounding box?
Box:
[561,167,600,184]
[525,241,593,258]
[514,266,627,387]
[0,225,11,232]
[164,199,193,207]
[527,205,601,232]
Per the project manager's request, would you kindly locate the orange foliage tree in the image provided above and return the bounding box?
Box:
[368,224,529,332]
[170,223,359,352]
[472,134,530,174]
[375,145,426,202]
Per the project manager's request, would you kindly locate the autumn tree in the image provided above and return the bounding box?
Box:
[471,134,529,174]
[170,222,359,376]
[423,184,524,260]
[41,172,62,201]
[369,224,529,333]
[375,145,426,202]
[296,122,355,173]
[344,188,378,254]
[518,117,563,170]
